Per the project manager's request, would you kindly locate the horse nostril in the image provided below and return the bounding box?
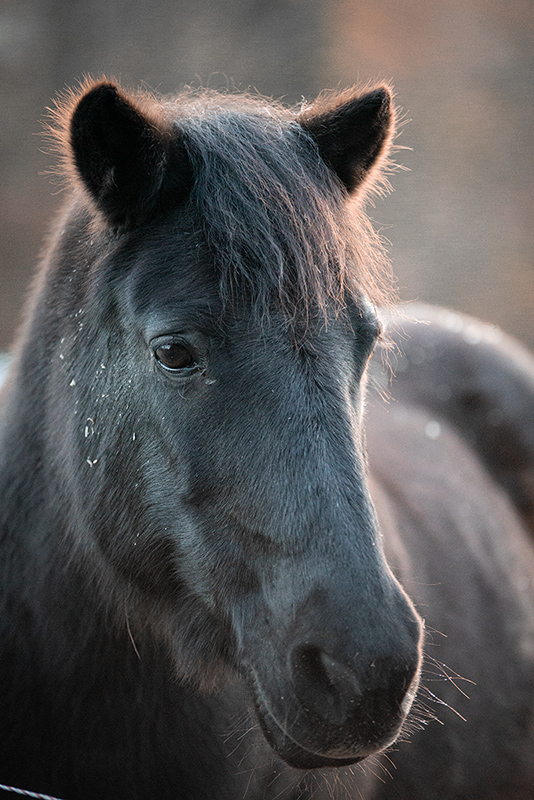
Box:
[291,644,420,730]
[291,645,363,726]
[318,651,362,695]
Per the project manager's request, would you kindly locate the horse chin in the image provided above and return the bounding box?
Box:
[252,689,393,771]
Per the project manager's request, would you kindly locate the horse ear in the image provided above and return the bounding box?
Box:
[298,87,393,195]
[69,82,192,227]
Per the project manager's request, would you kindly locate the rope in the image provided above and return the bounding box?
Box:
[0,783,69,800]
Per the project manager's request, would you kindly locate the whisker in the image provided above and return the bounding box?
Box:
[419,686,467,722]
[124,608,141,660]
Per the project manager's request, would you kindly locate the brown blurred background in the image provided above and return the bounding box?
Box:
[1,0,532,350]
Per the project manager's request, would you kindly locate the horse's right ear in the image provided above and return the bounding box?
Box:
[69,82,192,228]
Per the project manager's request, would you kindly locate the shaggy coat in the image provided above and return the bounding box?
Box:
[0,80,533,800]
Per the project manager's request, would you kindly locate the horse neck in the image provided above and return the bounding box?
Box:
[0,356,85,623]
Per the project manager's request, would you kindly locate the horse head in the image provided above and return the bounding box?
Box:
[34,81,424,769]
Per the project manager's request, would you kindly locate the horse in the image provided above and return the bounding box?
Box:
[0,78,533,800]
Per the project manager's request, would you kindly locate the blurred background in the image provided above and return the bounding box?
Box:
[1,0,532,351]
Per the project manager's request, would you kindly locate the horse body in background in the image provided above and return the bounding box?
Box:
[364,306,534,799]
[0,80,532,800]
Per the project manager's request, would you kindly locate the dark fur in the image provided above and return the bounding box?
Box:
[0,81,533,800]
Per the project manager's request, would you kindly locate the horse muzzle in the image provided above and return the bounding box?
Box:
[249,643,421,768]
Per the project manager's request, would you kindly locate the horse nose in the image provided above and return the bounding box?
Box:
[291,644,419,728]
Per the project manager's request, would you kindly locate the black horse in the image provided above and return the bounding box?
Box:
[0,80,533,800]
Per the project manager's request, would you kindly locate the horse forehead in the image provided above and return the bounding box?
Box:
[125,254,372,349]
[119,206,372,343]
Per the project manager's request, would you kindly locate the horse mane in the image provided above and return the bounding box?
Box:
[46,78,397,321]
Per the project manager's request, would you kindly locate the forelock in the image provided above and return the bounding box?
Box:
[164,91,393,322]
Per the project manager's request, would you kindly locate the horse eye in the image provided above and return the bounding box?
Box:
[154,342,196,372]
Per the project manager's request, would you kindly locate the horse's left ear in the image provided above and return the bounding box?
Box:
[298,87,393,195]
[69,82,192,227]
